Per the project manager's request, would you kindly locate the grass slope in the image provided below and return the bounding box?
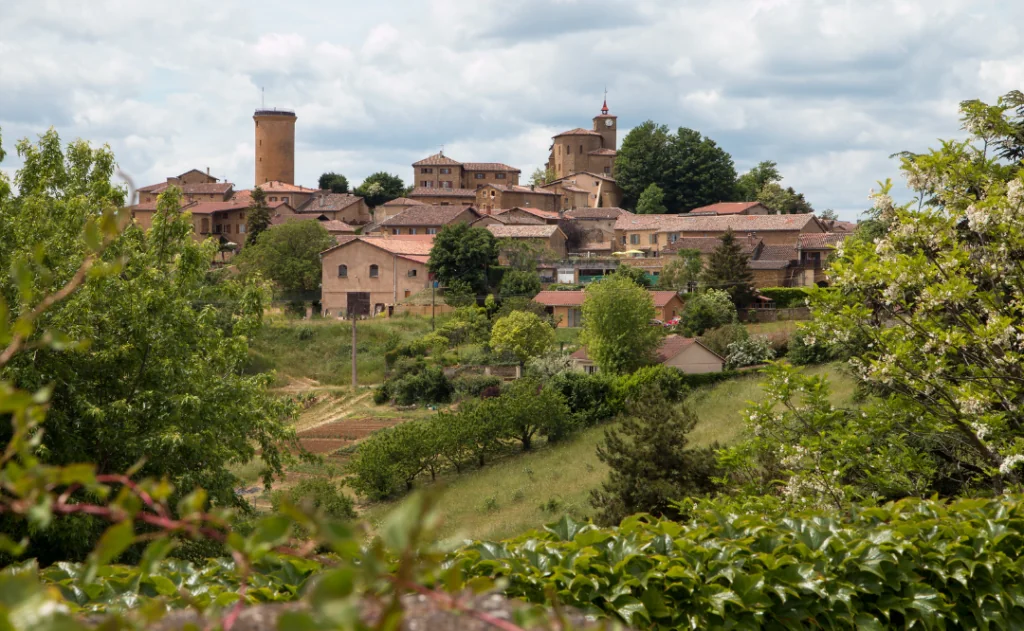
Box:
[364,363,856,543]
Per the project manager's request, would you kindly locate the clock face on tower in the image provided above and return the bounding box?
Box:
[605,118,614,127]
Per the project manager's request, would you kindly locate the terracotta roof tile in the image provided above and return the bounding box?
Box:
[798,232,850,249]
[482,184,558,196]
[486,225,561,239]
[412,153,462,166]
[690,202,768,215]
[462,162,521,172]
[749,260,791,270]
[185,200,252,215]
[757,244,799,261]
[183,182,233,195]
[655,335,698,362]
[563,207,632,220]
[321,235,435,257]
[496,206,560,220]
[587,148,617,156]
[614,213,821,233]
[382,197,425,206]
[258,181,318,193]
[408,187,477,199]
[663,236,760,256]
[298,193,364,213]
[533,289,677,308]
[488,209,545,225]
[554,128,603,138]
[137,182,169,194]
[177,168,219,182]
[380,205,479,227]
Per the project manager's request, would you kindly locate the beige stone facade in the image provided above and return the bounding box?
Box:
[377,205,481,236]
[298,192,371,225]
[412,153,521,190]
[486,225,568,261]
[407,187,479,206]
[130,197,296,250]
[614,213,825,256]
[542,172,623,209]
[475,184,558,213]
[254,109,297,186]
[320,236,434,316]
[547,101,617,181]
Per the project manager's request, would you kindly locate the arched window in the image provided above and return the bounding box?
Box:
[337,264,348,278]
[369,264,379,278]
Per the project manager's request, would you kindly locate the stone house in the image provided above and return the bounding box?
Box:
[320,235,435,317]
[570,335,725,375]
[411,152,521,190]
[541,172,624,209]
[562,207,632,253]
[136,169,230,204]
[486,225,568,262]
[377,205,481,236]
[129,198,296,249]
[475,184,559,213]
[688,202,772,216]
[614,213,825,256]
[547,99,617,180]
[260,180,319,208]
[297,192,371,225]
[532,290,684,328]
[407,187,479,206]
[374,197,423,223]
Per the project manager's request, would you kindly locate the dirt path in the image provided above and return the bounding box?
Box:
[293,390,375,434]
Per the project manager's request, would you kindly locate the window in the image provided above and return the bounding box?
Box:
[621,235,626,245]
[240,211,246,219]
[669,232,678,243]
[427,227,437,234]
[201,218,210,233]
[369,264,379,278]
[441,181,452,189]
[225,224,231,234]
[404,289,411,298]
[392,228,400,235]
[604,166,611,174]
[240,224,246,233]
[408,269,418,277]
[630,234,639,245]
[338,264,348,278]
[410,228,417,235]
[475,173,485,179]
[649,233,658,245]
[585,365,598,375]
[439,168,451,174]
[566,144,571,154]
[269,196,277,202]
[495,173,506,179]
[282,197,289,204]
[440,202,450,206]
[214,224,222,234]
[421,167,433,174]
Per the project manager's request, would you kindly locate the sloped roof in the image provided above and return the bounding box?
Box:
[587,148,617,156]
[298,193,364,213]
[463,162,521,172]
[497,206,560,221]
[614,213,821,233]
[533,290,678,308]
[486,224,561,239]
[413,153,462,166]
[481,184,559,196]
[488,209,545,225]
[258,181,318,193]
[408,187,478,199]
[798,232,850,249]
[185,200,251,215]
[571,335,724,364]
[137,182,170,194]
[749,260,791,270]
[690,201,768,215]
[380,205,479,227]
[177,168,219,181]
[554,128,603,138]
[182,182,233,195]
[663,236,761,256]
[382,197,425,207]
[271,214,356,233]
[757,244,799,261]
[649,291,683,308]
[563,207,632,220]
[321,234,435,258]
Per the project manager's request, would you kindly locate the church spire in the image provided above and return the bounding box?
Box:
[601,88,609,115]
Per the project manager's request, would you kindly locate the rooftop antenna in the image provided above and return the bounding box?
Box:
[440,144,445,156]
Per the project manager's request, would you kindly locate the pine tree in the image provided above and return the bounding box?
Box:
[245,186,272,245]
[701,229,755,307]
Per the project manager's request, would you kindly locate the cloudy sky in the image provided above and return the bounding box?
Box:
[2,0,1022,218]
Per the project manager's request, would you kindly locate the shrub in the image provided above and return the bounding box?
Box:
[758,286,813,308]
[614,365,689,405]
[493,297,551,323]
[697,323,748,357]
[548,371,619,427]
[499,270,542,299]
[271,478,356,520]
[389,366,453,406]
[490,311,556,366]
[347,421,438,500]
[296,324,315,341]
[725,335,775,368]
[452,374,502,399]
[679,289,736,336]
[457,495,1024,630]
[492,378,572,450]
[788,327,837,365]
[436,307,491,346]
[524,351,573,379]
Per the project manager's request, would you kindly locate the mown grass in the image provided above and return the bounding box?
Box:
[246,314,436,386]
[745,320,802,337]
[362,363,856,542]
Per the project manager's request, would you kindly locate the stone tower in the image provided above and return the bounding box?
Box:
[593,98,617,151]
[253,108,297,185]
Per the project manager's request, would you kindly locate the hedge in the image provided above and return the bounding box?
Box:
[455,495,1024,629]
[757,287,812,308]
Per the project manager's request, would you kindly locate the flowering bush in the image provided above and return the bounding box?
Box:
[724,335,774,368]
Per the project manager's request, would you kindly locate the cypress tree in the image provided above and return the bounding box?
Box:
[701,229,755,307]
[245,186,272,245]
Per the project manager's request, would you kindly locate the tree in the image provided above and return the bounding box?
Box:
[245,186,272,245]
[0,130,297,562]
[818,208,838,222]
[590,386,721,525]
[656,249,703,292]
[679,289,736,336]
[235,220,335,293]
[428,223,498,293]
[529,167,555,186]
[354,172,406,207]
[757,182,814,214]
[735,160,781,201]
[701,229,755,308]
[318,172,349,194]
[496,378,571,451]
[499,269,541,299]
[490,311,555,366]
[497,239,541,271]
[581,275,663,374]
[805,93,1024,495]
[614,121,671,210]
[612,263,651,288]
[271,478,356,520]
[636,183,667,214]
[557,219,584,252]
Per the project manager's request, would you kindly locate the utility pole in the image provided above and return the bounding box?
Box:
[351,312,358,389]
[431,282,436,331]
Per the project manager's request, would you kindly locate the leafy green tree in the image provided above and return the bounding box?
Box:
[679,289,737,336]
[818,208,839,222]
[581,275,662,374]
[636,183,667,214]
[318,172,349,194]
[491,311,555,366]
[428,223,498,293]
[271,478,356,520]
[0,131,298,562]
[656,249,702,292]
[697,322,748,357]
[590,386,721,525]
[735,160,781,201]
[347,421,436,500]
[455,398,508,467]
[499,269,541,299]
[497,239,542,271]
[236,220,335,293]
[757,182,814,214]
[354,172,406,207]
[529,167,555,186]
[701,230,755,308]
[245,186,272,245]
[496,378,571,450]
[612,263,651,288]
[443,279,476,308]
[614,121,671,210]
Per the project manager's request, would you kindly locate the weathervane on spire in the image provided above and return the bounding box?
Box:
[601,86,609,115]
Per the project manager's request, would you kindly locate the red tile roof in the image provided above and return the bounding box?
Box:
[554,128,603,138]
[382,197,425,206]
[649,291,682,307]
[614,213,821,233]
[380,205,480,227]
[749,260,791,270]
[487,209,545,225]
[533,290,678,308]
[186,200,251,215]
[663,236,761,256]
[137,182,170,194]
[413,153,462,167]
[258,181,318,193]
[798,232,850,249]
[463,162,521,172]
[177,168,219,182]
[408,187,478,199]
[495,206,560,221]
[321,234,435,257]
[298,193,364,213]
[482,184,558,196]
[571,335,722,364]
[757,244,799,261]
[563,207,632,220]
[587,148,617,156]
[690,202,767,215]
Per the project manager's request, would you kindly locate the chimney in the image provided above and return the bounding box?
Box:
[206,167,210,176]
[530,184,535,191]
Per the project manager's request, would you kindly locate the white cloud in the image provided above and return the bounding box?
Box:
[1,0,1022,218]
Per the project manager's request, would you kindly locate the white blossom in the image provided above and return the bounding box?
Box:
[999,454,1024,475]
